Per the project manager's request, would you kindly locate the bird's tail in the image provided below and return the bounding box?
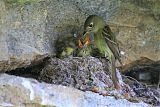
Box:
[111,55,121,89]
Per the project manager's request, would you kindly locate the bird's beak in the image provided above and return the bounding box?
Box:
[78,39,83,48]
[78,31,86,48]
[78,31,93,48]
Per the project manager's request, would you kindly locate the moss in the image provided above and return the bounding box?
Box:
[4,0,44,7]
[4,0,43,4]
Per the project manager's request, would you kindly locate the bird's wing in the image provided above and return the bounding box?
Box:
[102,25,122,65]
[103,25,116,41]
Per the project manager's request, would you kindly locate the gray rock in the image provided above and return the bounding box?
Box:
[0,1,50,72]
[0,74,149,107]
[0,0,160,71]
[111,0,160,64]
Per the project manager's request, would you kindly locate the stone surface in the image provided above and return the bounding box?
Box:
[110,0,160,64]
[120,57,160,106]
[0,74,149,107]
[121,57,159,84]
[0,0,159,71]
[0,0,50,72]
[0,0,159,106]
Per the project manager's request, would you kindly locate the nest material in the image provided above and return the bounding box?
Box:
[39,57,113,91]
[39,57,160,106]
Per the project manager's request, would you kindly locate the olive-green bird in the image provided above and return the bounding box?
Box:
[55,34,78,58]
[82,15,122,89]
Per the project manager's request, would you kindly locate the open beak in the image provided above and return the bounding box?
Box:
[78,31,92,48]
[78,39,83,48]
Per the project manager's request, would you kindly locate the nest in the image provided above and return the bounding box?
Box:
[39,57,113,91]
[39,56,160,106]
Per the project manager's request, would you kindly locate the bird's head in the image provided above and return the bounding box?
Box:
[79,15,105,48]
[84,15,105,33]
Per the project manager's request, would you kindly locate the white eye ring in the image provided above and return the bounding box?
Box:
[89,22,93,28]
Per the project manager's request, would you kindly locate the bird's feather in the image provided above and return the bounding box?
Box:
[102,25,123,65]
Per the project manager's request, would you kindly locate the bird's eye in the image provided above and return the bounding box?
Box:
[89,23,93,28]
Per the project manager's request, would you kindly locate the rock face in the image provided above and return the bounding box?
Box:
[0,74,149,107]
[45,0,160,64]
[121,57,160,85]
[111,0,160,64]
[0,0,159,106]
[0,0,159,71]
[0,0,50,72]
[4,57,159,106]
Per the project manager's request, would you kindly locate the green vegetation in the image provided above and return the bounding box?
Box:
[4,0,43,5]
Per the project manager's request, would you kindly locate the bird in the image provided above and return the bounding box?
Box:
[80,15,122,89]
[55,34,78,58]
[55,33,97,58]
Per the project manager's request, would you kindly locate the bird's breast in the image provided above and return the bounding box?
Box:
[94,33,106,47]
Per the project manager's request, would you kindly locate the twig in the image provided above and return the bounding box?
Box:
[122,75,142,85]
[106,21,137,28]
